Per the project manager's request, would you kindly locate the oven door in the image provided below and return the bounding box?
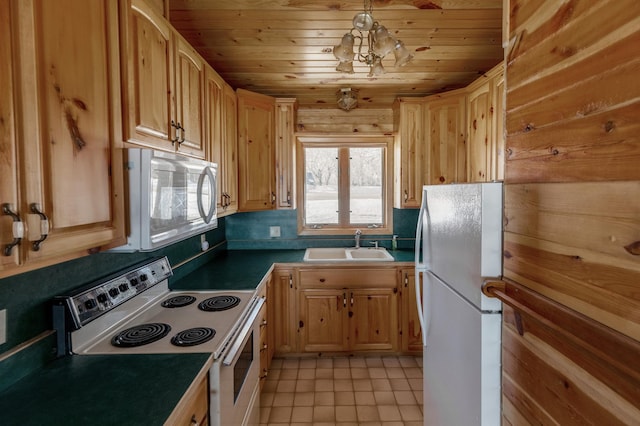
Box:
[212,297,264,426]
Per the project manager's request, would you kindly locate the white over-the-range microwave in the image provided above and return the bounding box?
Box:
[111,148,218,252]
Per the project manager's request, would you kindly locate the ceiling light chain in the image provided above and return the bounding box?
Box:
[333,0,414,77]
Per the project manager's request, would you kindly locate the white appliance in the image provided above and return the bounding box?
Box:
[112,148,218,252]
[415,182,503,426]
[53,257,264,426]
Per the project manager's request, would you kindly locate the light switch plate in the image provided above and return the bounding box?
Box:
[269,226,281,238]
[0,309,6,345]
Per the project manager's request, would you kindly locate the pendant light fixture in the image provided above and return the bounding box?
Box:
[333,0,414,77]
[337,88,359,111]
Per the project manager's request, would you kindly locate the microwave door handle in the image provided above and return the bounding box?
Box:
[197,166,216,224]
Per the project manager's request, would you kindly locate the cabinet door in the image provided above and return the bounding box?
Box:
[275,98,297,209]
[350,288,398,351]
[237,88,275,211]
[122,0,175,149]
[273,269,296,354]
[400,269,423,352]
[467,79,491,182]
[0,0,20,271]
[491,70,505,181]
[175,36,205,158]
[14,0,125,268]
[425,91,467,185]
[205,66,225,210]
[222,84,238,214]
[394,99,424,208]
[299,289,348,352]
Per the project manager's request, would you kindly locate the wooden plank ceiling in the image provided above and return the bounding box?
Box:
[169,0,504,108]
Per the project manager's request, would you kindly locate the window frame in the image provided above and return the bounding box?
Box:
[296,135,394,235]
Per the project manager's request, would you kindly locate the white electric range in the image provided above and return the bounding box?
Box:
[53,256,264,426]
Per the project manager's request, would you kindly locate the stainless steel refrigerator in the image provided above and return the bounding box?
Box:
[415,182,503,425]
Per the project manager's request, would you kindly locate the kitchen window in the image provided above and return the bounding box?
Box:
[296,136,393,235]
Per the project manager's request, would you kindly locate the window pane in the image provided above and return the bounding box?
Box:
[349,147,383,224]
[305,147,339,225]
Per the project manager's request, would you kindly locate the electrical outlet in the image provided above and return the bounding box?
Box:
[269,226,281,238]
[0,310,6,345]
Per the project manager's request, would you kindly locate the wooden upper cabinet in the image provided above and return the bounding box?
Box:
[121,0,174,148]
[206,67,238,216]
[121,0,205,158]
[237,88,276,211]
[174,35,205,158]
[221,84,239,214]
[491,70,505,182]
[275,99,298,209]
[466,62,504,182]
[0,0,20,272]
[1,0,125,277]
[424,89,467,186]
[393,98,425,208]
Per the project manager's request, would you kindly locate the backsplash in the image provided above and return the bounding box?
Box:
[0,208,417,391]
[0,220,226,358]
[226,208,418,250]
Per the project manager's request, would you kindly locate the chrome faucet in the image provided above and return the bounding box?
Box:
[354,229,362,248]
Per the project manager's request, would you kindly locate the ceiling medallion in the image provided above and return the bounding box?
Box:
[333,0,414,77]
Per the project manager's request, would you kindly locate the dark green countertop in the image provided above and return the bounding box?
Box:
[0,353,212,426]
[171,249,415,291]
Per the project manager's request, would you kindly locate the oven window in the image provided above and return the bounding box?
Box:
[233,332,253,402]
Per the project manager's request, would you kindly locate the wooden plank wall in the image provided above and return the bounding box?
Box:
[296,107,393,135]
[503,0,640,424]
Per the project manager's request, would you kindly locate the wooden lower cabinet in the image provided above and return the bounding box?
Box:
[297,267,399,353]
[272,268,297,355]
[399,269,423,352]
[256,275,271,389]
[167,373,209,426]
[299,288,349,352]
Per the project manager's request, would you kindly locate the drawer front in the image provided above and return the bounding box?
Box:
[298,268,397,288]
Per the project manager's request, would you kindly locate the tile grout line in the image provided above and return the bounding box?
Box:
[259,355,424,425]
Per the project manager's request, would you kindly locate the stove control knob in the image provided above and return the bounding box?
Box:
[140,274,148,282]
[129,278,139,286]
[84,299,97,310]
[108,288,119,298]
[97,293,108,304]
[119,283,129,292]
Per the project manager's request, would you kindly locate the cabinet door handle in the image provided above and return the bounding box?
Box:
[404,273,408,287]
[2,203,23,256]
[170,120,183,145]
[30,203,49,251]
[271,192,276,204]
[343,293,347,308]
[287,191,291,205]
[190,415,199,426]
[350,292,354,307]
[404,189,408,202]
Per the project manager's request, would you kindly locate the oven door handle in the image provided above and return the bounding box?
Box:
[222,297,265,366]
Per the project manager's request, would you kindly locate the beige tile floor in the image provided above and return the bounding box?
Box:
[259,355,423,425]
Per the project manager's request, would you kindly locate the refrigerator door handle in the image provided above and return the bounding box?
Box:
[415,268,427,346]
[415,190,428,346]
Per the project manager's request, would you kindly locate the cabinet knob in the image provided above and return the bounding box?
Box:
[190,414,200,426]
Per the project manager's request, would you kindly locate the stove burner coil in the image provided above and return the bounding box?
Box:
[111,323,171,347]
[171,327,216,347]
[161,295,197,308]
[198,295,241,312]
